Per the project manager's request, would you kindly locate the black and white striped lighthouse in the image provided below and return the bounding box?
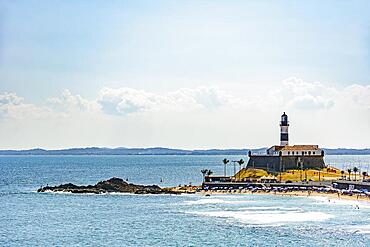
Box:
[280,112,289,146]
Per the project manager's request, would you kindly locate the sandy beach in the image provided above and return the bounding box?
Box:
[194,189,370,204]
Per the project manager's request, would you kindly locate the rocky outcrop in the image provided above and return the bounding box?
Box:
[37,177,179,194]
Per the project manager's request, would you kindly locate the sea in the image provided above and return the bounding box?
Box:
[1,155,370,246]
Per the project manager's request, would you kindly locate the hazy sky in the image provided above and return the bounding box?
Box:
[0,0,369,149]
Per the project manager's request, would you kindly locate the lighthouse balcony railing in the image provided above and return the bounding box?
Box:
[249,152,280,157]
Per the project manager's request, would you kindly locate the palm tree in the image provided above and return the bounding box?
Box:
[298,162,303,181]
[347,169,352,181]
[207,170,213,176]
[340,170,345,179]
[362,171,368,181]
[222,158,229,176]
[201,169,208,182]
[304,168,308,181]
[237,159,245,181]
[353,167,359,181]
[232,161,237,178]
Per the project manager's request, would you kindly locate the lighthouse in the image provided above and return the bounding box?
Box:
[280,112,289,146]
[247,112,325,172]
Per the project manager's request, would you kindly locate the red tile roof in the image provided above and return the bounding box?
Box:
[269,145,319,151]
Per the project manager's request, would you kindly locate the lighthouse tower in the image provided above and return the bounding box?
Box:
[280,112,289,146]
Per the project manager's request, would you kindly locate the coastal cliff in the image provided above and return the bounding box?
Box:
[37,177,179,194]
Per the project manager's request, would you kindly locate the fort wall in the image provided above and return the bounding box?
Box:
[246,155,325,172]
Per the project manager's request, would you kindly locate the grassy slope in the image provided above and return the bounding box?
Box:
[234,167,345,182]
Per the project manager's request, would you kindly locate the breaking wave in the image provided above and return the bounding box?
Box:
[188,210,334,225]
[346,225,370,235]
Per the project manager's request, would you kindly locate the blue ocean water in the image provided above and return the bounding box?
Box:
[1,155,370,246]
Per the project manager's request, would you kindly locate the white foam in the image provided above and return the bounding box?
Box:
[183,198,254,205]
[188,210,334,225]
[105,192,133,196]
[239,206,301,211]
[347,225,370,235]
[310,196,370,209]
[39,190,133,196]
[42,190,73,194]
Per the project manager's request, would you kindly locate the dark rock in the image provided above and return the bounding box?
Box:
[37,177,180,194]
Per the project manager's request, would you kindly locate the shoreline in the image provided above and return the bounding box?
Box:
[195,189,370,204]
[36,185,370,205]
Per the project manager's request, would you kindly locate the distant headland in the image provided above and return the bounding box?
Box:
[0,147,369,155]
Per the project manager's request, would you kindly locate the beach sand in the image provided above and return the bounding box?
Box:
[168,184,370,204]
[195,189,370,204]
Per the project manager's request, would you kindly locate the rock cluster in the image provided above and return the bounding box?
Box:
[37,177,179,194]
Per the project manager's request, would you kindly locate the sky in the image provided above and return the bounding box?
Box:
[0,0,369,150]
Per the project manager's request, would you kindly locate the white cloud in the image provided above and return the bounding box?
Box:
[47,89,100,113]
[0,92,23,105]
[169,86,231,109]
[342,84,370,110]
[1,79,369,121]
[98,87,166,115]
[0,92,50,120]
[4,78,368,118]
[271,77,336,110]
[0,79,369,149]
[97,86,232,115]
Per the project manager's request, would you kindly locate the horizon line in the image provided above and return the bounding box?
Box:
[0,146,370,152]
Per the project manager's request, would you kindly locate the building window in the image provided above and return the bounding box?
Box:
[302,151,304,155]
[288,151,290,155]
[308,151,311,155]
[313,152,315,155]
